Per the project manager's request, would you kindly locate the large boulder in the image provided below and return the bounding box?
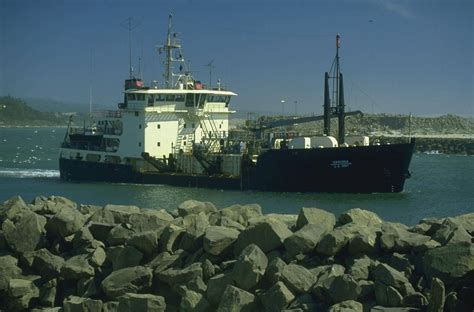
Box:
[379,222,431,253]
[338,208,383,227]
[146,251,183,274]
[206,273,235,307]
[260,281,295,312]
[2,210,47,253]
[283,223,329,257]
[159,224,185,253]
[214,204,263,226]
[0,195,30,221]
[296,207,336,230]
[311,264,346,300]
[0,255,23,292]
[128,209,172,233]
[106,225,135,246]
[280,263,315,294]
[315,224,358,256]
[422,242,474,285]
[46,206,86,238]
[103,204,141,224]
[7,278,40,310]
[203,225,240,256]
[178,200,217,217]
[233,218,292,255]
[107,245,143,271]
[31,196,77,215]
[328,274,361,303]
[63,296,103,312]
[128,230,160,255]
[180,289,211,312]
[101,266,153,299]
[371,263,411,290]
[232,244,268,291]
[117,293,166,312]
[60,254,95,280]
[31,248,65,279]
[216,285,257,312]
[431,218,472,245]
[156,262,203,286]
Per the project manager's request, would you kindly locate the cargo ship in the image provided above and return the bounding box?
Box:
[59,16,415,193]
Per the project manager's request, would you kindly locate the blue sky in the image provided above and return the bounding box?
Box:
[1,0,472,116]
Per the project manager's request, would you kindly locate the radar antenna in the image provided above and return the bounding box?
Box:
[120,17,141,79]
[205,60,215,87]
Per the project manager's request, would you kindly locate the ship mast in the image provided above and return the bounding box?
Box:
[324,34,346,144]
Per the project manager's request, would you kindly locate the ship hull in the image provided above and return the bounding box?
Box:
[59,141,415,193]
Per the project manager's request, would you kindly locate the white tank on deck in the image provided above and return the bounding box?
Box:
[289,137,311,149]
[345,135,370,146]
[310,136,338,148]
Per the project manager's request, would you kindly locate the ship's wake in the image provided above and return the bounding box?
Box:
[0,167,60,178]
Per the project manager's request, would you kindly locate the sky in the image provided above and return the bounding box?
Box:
[0,0,472,116]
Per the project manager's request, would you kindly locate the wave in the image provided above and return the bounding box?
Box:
[0,167,60,178]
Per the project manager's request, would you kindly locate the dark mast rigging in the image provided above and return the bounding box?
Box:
[324,34,346,144]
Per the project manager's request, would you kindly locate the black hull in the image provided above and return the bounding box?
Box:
[59,140,414,193]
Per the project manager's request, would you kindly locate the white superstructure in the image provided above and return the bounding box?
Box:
[59,15,237,174]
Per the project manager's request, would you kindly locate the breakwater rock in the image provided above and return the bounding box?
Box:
[0,196,473,311]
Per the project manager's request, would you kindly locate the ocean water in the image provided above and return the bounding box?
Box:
[0,127,473,225]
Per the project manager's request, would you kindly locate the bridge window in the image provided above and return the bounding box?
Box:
[155,94,166,101]
[127,94,136,101]
[136,94,145,101]
[175,94,185,102]
[166,94,175,101]
[157,124,161,129]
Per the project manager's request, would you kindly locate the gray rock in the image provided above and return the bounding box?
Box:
[217,204,263,226]
[46,206,86,238]
[253,213,298,229]
[87,222,114,242]
[288,293,318,311]
[214,216,246,231]
[432,218,472,245]
[77,277,99,298]
[315,224,356,256]
[146,251,183,273]
[261,281,295,312]
[0,195,30,221]
[348,257,374,281]
[128,209,172,233]
[296,207,336,230]
[103,301,119,312]
[371,263,411,290]
[206,273,235,307]
[380,222,431,253]
[180,289,210,312]
[7,278,40,310]
[103,204,141,223]
[60,254,95,280]
[403,292,428,308]
[0,254,23,291]
[328,274,361,303]
[234,218,292,255]
[39,278,57,307]
[31,195,77,215]
[422,242,474,285]
[217,285,256,312]
[2,210,47,253]
[452,212,474,233]
[117,293,166,312]
[283,223,328,257]
[358,280,374,300]
[232,244,268,291]
[63,296,103,312]
[374,281,403,307]
[311,264,346,300]
[159,223,185,253]
[427,277,445,312]
[328,300,363,312]
[101,266,153,299]
[127,230,160,255]
[339,208,383,227]
[89,246,106,267]
[264,257,287,285]
[32,248,65,279]
[281,263,315,294]
[178,200,217,217]
[107,245,143,271]
[204,225,240,256]
[347,227,378,256]
[106,225,135,246]
[157,262,203,286]
[202,258,216,281]
[78,204,101,215]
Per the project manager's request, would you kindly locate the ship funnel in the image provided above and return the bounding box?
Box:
[324,72,331,136]
[338,73,345,144]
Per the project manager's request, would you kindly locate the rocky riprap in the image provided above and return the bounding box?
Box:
[0,196,473,312]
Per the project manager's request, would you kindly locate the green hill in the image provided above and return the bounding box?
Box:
[0,96,67,127]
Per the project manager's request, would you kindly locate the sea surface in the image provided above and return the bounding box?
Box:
[0,127,473,225]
